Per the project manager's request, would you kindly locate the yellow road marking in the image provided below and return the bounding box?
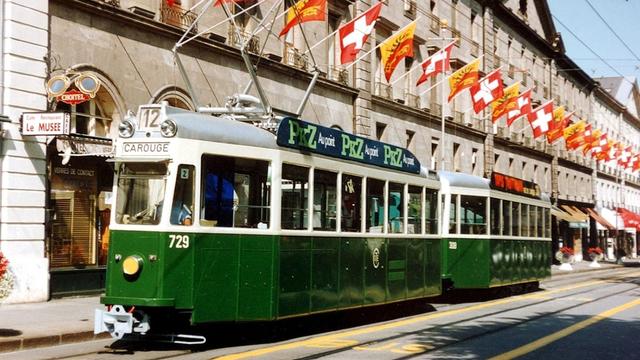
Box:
[353,342,398,351]
[216,273,637,360]
[490,297,640,360]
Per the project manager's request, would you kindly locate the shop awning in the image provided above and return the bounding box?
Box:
[617,208,640,232]
[551,205,575,222]
[583,208,616,231]
[561,205,590,222]
[56,134,113,157]
[600,207,627,230]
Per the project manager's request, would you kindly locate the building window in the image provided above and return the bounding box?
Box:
[376,122,387,140]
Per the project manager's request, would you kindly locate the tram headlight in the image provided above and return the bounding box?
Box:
[160,119,177,137]
[119,120,135,138]
[122,255,143,276]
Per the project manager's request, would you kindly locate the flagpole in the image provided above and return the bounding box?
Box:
[344,19,418,71]
[177,0,270,47]
[390,38,456,87]
[440,19,447,171]
[304,28,339,55]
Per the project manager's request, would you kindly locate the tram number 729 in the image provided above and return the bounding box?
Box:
[168,234,190,249]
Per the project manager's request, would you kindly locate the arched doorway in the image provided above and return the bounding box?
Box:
[46,69,123,296]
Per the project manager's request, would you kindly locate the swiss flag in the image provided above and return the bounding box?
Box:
[619,146,633,167]
[506,89,532,126]
[339,2,382,64]
[416,40,456,86]
[526,100,554,138]
[469,69,503,113]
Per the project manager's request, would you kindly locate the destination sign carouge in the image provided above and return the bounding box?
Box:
[116,141,170,157]
[277,118,421,174]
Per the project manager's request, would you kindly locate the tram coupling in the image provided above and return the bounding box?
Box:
[94,305,150,339]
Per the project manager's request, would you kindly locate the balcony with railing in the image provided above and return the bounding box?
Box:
[227,25,260,54]
[284,43,309,71]
[160,1,197,31]
[405,91,420,108]
[330,66,349,86]
[404,0,417,19]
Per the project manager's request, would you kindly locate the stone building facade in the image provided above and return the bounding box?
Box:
[1,0,640,302]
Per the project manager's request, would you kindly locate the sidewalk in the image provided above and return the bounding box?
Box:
[1,259,639,354]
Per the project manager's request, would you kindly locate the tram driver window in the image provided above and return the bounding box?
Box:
[170,165,194,226]
[281,164,309,230]
[449,194,458,234]
[367,178,385,233]
[341,174,362,232]
[460,196,487,235]
[201,155,270,228]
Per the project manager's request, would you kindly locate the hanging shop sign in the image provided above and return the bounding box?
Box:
[21,112,70,136]
[46,72,101,105]
[57,89,92,105]
[277,117,421,174]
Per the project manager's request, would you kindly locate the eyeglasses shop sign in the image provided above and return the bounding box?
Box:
[21,112,70,136]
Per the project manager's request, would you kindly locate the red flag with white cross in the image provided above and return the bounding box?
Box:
[526,100,554,138]
[619,146,633,168]
[416,40,456,86]
[339,2,383,65]
[506,89,532,126]
[469,69,504,113]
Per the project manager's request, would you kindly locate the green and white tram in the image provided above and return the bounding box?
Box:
[95,104,443,341]
[438,171,552,290]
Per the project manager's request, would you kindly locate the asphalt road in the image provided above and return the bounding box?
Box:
[3,267,639,360]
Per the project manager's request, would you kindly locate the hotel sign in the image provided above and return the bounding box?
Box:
[277,117,421,174]
[21,112,70,136]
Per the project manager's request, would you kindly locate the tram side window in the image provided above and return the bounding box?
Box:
[342,174,362,232]
[536,206,543,237]
[503,200,512,236]
[425,188,438,234]
[408,186,422,234]
[388,182,404,234]
[281,164,309,230]
[461,196,487,235]
[543,207,551,238]
[528,205,536,237]
[313,169,337,231]
[449,194,458,234]
[170,165,194,226]
[490,198,501,235]
[521,204,529,237]
[511,202,520,236]
[367,178,385,233]
[201,155,270,228]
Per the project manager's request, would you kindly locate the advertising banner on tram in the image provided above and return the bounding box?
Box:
[277,117,421,174]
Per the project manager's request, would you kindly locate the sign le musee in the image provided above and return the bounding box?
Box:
[21,112,70,136]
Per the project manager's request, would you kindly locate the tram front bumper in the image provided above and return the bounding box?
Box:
[94,305,149,339]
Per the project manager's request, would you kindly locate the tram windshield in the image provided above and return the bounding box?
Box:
[115,162,168,225]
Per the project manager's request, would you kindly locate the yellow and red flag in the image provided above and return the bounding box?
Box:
[279,0,327,37]
[448,58,480,101]
[380,21,417,82]
[563,119,586,150]
[546,107,573,144]
[491,82,519,123]
[582,127,601,155]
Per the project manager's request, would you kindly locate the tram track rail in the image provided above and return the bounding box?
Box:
[26,268,640,360]
[290,269,640,360]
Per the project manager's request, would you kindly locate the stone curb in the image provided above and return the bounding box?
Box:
[0,331,111,354]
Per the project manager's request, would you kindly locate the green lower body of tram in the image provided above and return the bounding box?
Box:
[99,230,442,338]
[441,238,551,289]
